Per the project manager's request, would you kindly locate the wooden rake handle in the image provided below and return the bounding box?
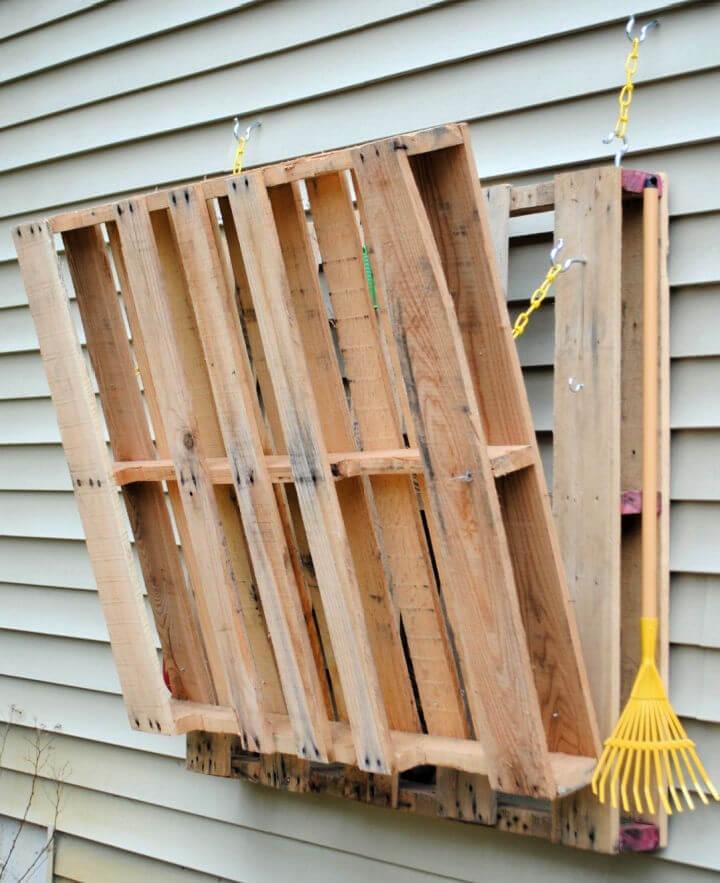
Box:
[642,180,660,621]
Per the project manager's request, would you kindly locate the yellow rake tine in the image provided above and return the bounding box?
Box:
[595,705,633,804]
[633,702,648,815]
[606,707,636,807]
[654,704,684,812]
[650,704,673,814]
[593,742,615,800]
[596,745,618,804]
[687,746,719,802]
[620,703,643,813]
[643,706,656,815]
[667,707,720,801]
[664,711,710,804]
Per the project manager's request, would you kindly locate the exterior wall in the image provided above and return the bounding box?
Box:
[0,1,718,879]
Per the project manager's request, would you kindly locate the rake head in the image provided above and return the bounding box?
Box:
[592,641,719,814]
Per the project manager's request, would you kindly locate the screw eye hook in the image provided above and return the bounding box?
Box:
[602,132,629,167]
[550,240,587,272]
[233,118,261,142]
[625,14,659,43]
[568,377,585,393]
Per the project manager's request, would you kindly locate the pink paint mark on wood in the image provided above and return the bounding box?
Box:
[619,822,660,852]
[621,490,662,516]
[622,169,664,197]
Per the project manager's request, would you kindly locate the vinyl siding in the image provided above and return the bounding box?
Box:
[1,0,719,879]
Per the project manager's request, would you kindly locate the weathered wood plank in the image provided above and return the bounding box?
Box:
[166,185,331,761]
[226,172,392,773]
[63,224,214,705]
[409,131,598,761]
[268,179,420,736]
[217,195,342,724]
[352,138,555,798]
[13,221,173,733]
[484,184,512,291]
[183,712,594,793]
[307,171,467,739]
[113,445,533,486]
[113,199,270,750]
[48,126,466,234]
[553,167,623,851]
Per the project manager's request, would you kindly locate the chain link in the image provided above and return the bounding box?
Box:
[611,37,640,141]
[232,136,249,175]
[512,263,563,340]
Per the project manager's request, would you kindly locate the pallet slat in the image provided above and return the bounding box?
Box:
[112,444,534,486]
[352,139,555,798]
[63,225,214,706]
[166,184,331,761]
[226,172,393,773]
[410,137,598,761]
[113,200,270,749]
[13,221,173,732]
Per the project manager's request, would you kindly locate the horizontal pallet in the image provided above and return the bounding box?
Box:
[14,123,600,846]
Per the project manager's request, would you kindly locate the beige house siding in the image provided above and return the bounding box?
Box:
[0,0,719,878]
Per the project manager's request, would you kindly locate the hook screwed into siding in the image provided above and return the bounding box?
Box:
[231,119,261,175]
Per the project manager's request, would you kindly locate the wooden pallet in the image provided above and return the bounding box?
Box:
[14,124,599,819]
[486,168,670,851]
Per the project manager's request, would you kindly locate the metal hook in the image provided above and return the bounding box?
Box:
[233,118,261,142]
[568,377,584,393]
[602,131,629,167]
[550,239,587,272]
[625,14,659,43]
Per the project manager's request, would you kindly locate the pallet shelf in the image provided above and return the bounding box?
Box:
[13,123,667,853]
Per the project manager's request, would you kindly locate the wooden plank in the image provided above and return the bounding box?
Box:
[657,174,670,847]
[105,220,226,714]
[408,132,598,760]
[113,199,270,751]
[166,184,331,761]
[62,225,214,705]
[352,139,555,798]
[217,195,343,724]
[484,184,512,291]
[509,181,555,217]
[113,445,533,486]
[184,709,594,793]
[12,221,173,733]
[48,126,465,235]
[305,170,464,738]
[553,167,623,852]
[147,211,288,721]
[268,180,421,736]
[226,171,392,773]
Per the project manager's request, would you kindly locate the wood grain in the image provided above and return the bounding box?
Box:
[226,172,392,773]
[63,225,214,705]
[352,138,555,798]
[167,185,331,760]
[13,221,174,733]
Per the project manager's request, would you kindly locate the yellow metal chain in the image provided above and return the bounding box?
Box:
[512,263,562,340]
[231,120,260,176]
[232,136,249,175]
[611,36,640,142]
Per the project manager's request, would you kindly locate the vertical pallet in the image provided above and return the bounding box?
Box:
[550,170,670,851]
